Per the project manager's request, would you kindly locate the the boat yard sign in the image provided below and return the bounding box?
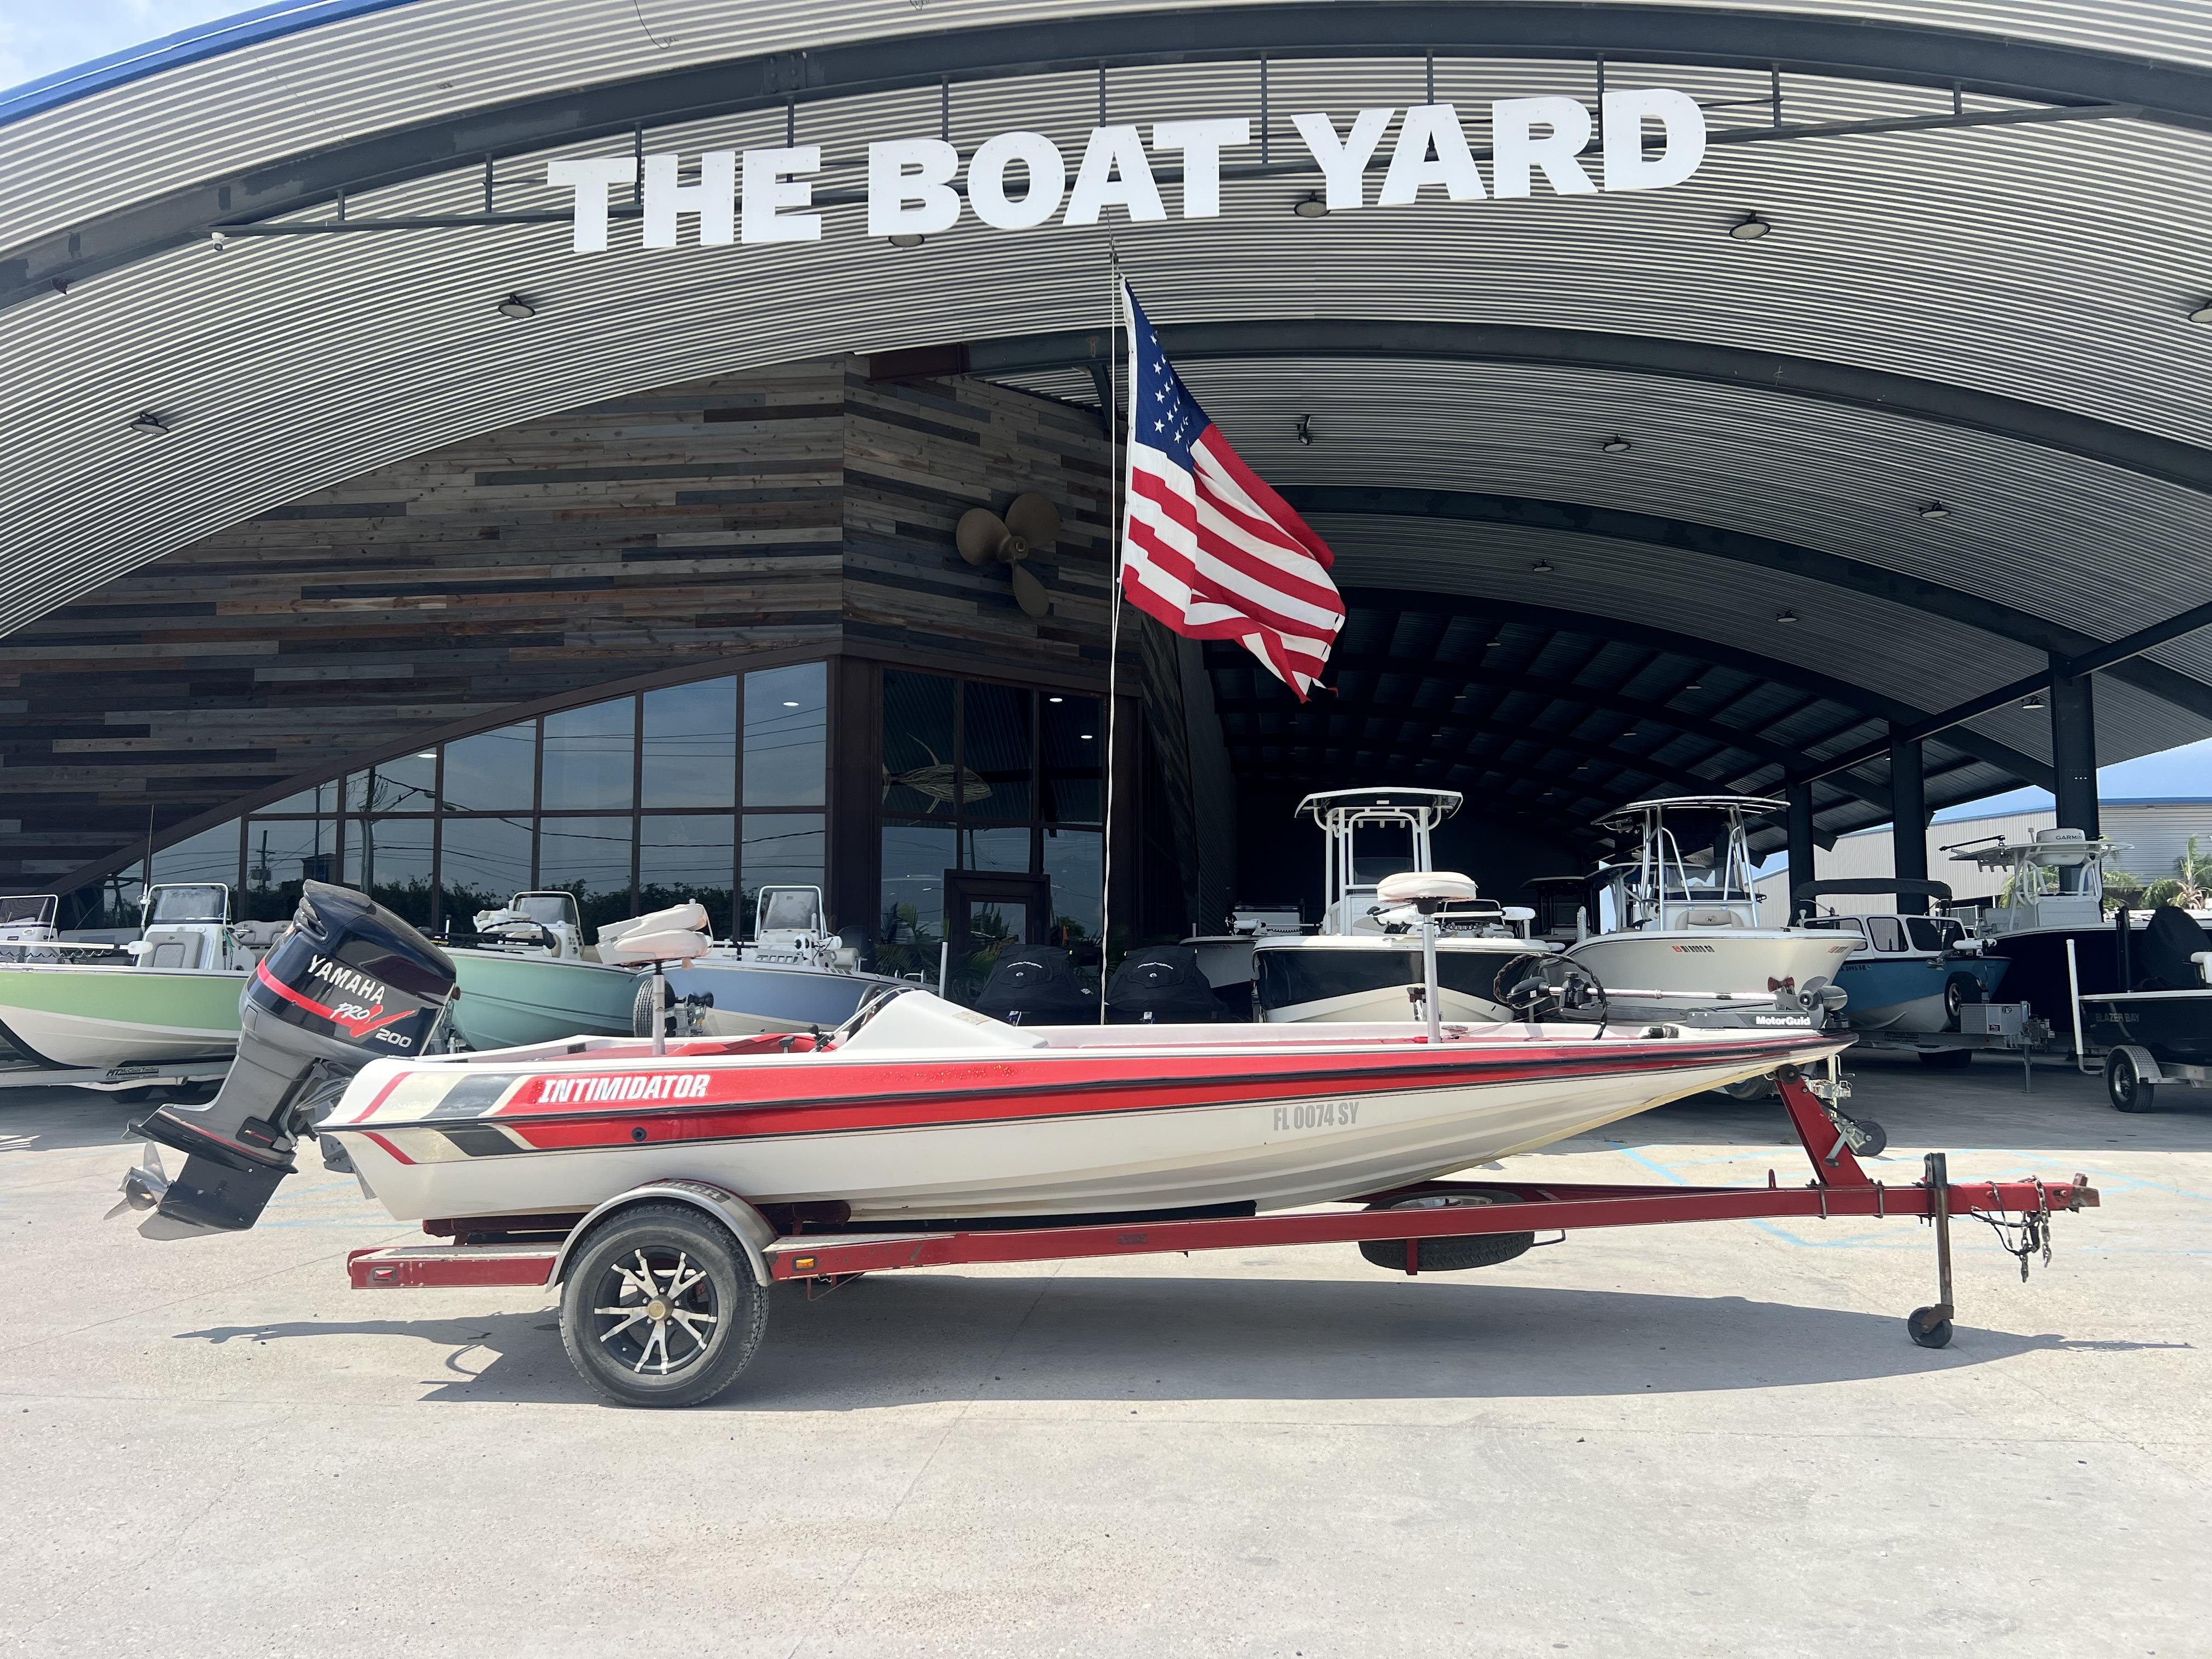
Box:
[547,91,1706,250]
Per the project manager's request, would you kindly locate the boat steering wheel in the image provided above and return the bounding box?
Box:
[1493,953,1610,1035]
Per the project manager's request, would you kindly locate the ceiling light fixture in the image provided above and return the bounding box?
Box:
[127,411,171,435]
[2190,301,2212,324]
[494,294,537,319]
[414,751,435,760]
[1049,695,1064,703]
[2021,691,2047,710]
[1729,213,1773,241]
[1531,560,1554,574]
[1683,681,1702,691]
[1296,414,1314,447]
[1917,503,1951,521]
[1292,192,1329,219]
[1775,608,1799,624]
[888,233,926,249]
[782,699,799,708]
[1601,437,1631,454]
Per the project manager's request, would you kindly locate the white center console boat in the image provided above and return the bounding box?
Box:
[1564,797,1859,1028]
[1253,789,1547,1024]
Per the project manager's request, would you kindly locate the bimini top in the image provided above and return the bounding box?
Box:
[1296,788,1464,822]
[1594,795,1786,833]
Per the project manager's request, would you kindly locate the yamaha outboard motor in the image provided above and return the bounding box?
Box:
[1106,945,1227,1024]
[975,945,1094,1025]
[128,881,455,1237]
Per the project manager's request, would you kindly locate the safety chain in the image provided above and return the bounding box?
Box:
[1970,1178,2055,1282]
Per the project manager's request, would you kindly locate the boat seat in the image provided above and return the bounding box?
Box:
[603,927,713,966]
[230,919,286,948]
[597,901,709,949]
[1374,871,1480,905]
[136,927,206,969]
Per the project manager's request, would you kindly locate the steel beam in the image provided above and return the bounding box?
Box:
[1786,784,1818,922]
[14,4,2212,313]
[2051,662,2101,836]
[1891,730,1930,913]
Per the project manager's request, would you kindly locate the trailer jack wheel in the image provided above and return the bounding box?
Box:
[1906,1306,1954,1349]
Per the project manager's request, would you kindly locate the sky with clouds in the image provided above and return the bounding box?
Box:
[1,1,245,91]
[3,2,2210,811]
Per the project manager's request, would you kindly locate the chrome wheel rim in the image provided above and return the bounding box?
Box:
[591,1246,719,1377]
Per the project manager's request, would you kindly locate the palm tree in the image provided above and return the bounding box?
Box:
[2176,836,2212,909]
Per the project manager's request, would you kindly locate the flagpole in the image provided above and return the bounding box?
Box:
[1098,249,1125,1024]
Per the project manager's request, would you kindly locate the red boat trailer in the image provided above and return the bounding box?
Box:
[345,1065,2097,1363]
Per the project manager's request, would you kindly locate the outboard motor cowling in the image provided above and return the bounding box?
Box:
[130,882,455,1237]
[974,946,1094,1025]
[1106,946,1227,1024]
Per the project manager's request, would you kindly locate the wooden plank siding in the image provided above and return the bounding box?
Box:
[1,359,1118,889]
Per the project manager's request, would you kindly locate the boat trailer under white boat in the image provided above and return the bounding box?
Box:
[114,880,2100,1408]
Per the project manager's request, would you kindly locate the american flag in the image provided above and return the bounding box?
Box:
[1118,281,1345,700]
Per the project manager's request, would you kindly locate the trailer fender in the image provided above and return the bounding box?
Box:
[2109,1044,2165,1086]
[551,1180,777,1288]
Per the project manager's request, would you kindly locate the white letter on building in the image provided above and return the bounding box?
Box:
[1377,104,1486,204]
[742,145,823,244]
[968,131,1067,230]
[1491,97,1596,198]
[1064,125,1167,225]
[546,156,635,252]
[1150,117,1250,218]
[642,151,736,246]
[867,138,963,236]
[1290,109,1395,210]
[1602,88,1707,191]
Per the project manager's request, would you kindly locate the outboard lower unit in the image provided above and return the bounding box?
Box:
[128,882,456,1237]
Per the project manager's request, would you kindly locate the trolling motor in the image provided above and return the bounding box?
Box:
[123,882,457,1237]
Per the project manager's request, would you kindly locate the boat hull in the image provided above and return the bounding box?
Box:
[1835,955,2010,1034]
[1564,932,1860,1021]
[448,951,640,1049]
[1980,926,2130,1037]
[324,1026,1843,1224]
[0,965,244,1069]
[2081,990,2212,1068]
[1254,938,1533,1023]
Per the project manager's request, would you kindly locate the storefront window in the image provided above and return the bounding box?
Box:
[1043,827,1104,945]
[348,817,433,926]
[740,813,825,935]
[882,671,959,816]
[961,682,1034,821]
[444,723,535,811]
[438,815,534,926]
[244,819,338,922]
[542,699,635,810]
[639,815,737,939]
[642,678,736,809]
[744,662,826,806]
[153,822,243,890]
[1040,695,1104,823]
[537,815,635,933]
[261,781,337,815]
[345,752,437,814]
[961,826,1031,872]
[878,821,953,982]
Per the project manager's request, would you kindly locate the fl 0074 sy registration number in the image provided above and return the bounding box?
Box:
[1273,1100,1360,1132]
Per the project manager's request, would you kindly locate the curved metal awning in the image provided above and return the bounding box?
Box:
[3,0,2210,865]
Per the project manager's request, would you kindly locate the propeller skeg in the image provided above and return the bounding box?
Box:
[955,493,1062,620]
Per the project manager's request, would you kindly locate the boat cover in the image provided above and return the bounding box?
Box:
[975,946,1095,1025]
[2134,905,2212,991]
[1107,946,1228,1023]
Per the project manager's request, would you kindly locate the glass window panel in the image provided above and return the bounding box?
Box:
[536,815,637,934]
[344,751,438,814]
[443,722,537,812]
[244,819,339,922]
[261,781,337,815]
[639,815,737,939]
[744,662,827,808]
[347,817,434,927]
[882,670,960,817]
[961,826,1032,872]
[542,699,636,811]
[961,682,1033,821]
[642,677,736,809]
[740,813,825,936]
[63,874,144,933]
[878,821,954,981]
[1043,827,1104,947]
[1040,694,1103,823]
[153,821,242,891]
[1866,916,1907,952]
[438,816,536,928]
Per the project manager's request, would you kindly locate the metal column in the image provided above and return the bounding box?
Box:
[2049,659,2100,837]
[1889,729,1929,913]
[1786,782,1816,923]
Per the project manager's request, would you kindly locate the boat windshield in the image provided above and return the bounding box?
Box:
[1908,916,1963,951]
[756,887,825,934]
[512,893,581,930]
[145,884,227,923]
[1350,823,1414,885]
[0,895,57,928]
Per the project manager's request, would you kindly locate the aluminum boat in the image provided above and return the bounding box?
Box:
[125,881,1848,1238]
[1793,878,2010,1035]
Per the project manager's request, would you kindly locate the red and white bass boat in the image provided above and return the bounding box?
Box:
[127,883,1847,1237]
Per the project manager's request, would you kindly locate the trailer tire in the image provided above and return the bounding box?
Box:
[1358,1190,1536,1273]
[2106,1048,2158,1114]
[560,1203,769,1408]
[1916,1048,1974,1069]
[630,976,668,1040]
[1942,973,1985,1032]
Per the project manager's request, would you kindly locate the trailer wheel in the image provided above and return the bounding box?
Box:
[1358,1190,1536,1273]
[1942,973,1985,1031]
[2106,1048,2158,1114]
[629,976,668,1040]
[560,1203,769,1408]
[1905,1306,1953,1349]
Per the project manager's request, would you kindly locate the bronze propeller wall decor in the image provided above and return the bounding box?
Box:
[955,493,1060,619]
